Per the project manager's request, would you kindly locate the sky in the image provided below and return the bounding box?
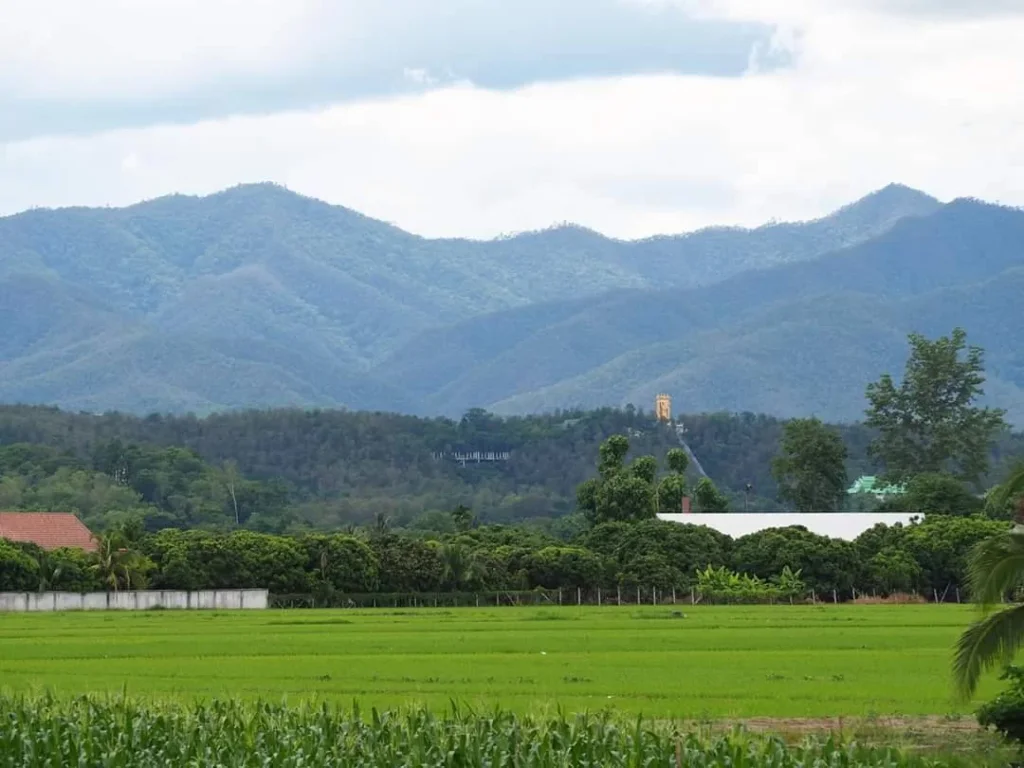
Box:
[1,0,1022,239]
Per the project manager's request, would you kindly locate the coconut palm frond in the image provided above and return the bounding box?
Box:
[953,603,1024,701]
[967,530,1024,608]
[991,465,1024,515]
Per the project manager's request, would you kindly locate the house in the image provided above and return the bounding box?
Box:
[0,512,98,553]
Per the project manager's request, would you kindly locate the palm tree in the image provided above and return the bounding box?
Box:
[90,531,151,593]
[36,552,64,592]
[439,542,483,591]
[953,466,1024,699]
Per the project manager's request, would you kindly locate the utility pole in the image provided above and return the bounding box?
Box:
[744,483,753,512]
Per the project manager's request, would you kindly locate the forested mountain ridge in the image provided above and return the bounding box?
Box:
[1,182,945,416]
[382,198,1024,423]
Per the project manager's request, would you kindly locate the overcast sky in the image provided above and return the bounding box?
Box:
[1,0,1022,238]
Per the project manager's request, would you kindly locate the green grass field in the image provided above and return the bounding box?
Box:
[0,605,996,719]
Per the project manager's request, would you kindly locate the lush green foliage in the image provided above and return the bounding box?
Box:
[2,404,1021,528]
[694,565,805,604]
[877,473,986,518]
[954,467,1024,700]
[866,328,1008,484]
[0,694,992,768]
[693,477,731,512]
[0,606,1002,718]
[772,418,848,512]
[977,665,1024,743]
[0,406,707,528]
[0,514,1011,600]
[576,435,691,523]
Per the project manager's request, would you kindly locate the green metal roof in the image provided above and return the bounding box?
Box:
[847,475,906,496]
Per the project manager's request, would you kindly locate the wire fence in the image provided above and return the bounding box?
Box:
[269,585,967,609]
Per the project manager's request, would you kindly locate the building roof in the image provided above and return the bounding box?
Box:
[0,512,98,552]
[847,475,906,495]
[656,512,916,541]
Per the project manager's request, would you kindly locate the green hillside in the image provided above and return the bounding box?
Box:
[0,183,941,416]
[383,199,1024,424]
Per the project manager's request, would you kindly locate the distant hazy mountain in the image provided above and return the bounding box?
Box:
[378,198,1024,424]
[4,182,1019,422]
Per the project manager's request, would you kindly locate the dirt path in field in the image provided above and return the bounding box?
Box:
[666,715,1005,755]
[718,715,980,735]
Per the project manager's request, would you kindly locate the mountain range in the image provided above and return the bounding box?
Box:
[2,182,1022,424]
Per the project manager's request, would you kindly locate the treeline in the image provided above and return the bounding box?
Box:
[2,404,1022,533]
[0,406,689,530]
[0,514,1009,600]
[0,442,290,533]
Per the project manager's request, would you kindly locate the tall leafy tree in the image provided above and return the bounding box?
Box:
[657,448,689,514]
[772,418,849,512]
[450,505,475,532]
[865,328,1006,485]
[878,473,983,517]
[598,435,630,479]
[577,435,658,524]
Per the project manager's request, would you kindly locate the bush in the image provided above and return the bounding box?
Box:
[0,540,40,591]
[977,665,1024,743]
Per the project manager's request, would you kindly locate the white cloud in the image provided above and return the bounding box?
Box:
[0,0,312,100]
[402,68,439,88]
[0,1,1022,238]
[0,0,774,141]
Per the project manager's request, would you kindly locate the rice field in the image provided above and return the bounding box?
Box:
[0,604,995,719]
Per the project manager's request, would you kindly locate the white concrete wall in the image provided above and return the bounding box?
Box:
[27,592,55,611]
[163,591,190,610]
[110,592,136,610]
[82,593,109,610]
[214,590,242,610]
[241,589,268,609]
[0,592,28,611]
[0,589,269,612]
[54,592,84,611]
[134,591,163,610]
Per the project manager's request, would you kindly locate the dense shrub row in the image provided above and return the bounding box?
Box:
[0,513,1008,600]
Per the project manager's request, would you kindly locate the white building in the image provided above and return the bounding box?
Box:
[655,512,916,541]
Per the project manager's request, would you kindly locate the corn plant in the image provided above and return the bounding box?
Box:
[0,694,993,767]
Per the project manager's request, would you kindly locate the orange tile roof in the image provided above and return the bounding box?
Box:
[0,512,98,552]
